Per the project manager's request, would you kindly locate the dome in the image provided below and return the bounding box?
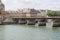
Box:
[0,0,5,14]
[0,0,5,11]
[0,3,4,7]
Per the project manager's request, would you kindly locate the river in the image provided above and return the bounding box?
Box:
[0,25,60,40]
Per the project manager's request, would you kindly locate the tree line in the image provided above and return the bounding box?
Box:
[47,10,60,16]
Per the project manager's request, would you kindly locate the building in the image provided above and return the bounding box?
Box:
[0,0,5,24]
[30,9,40,17]
[22,8,47,17]
[39,10,47,17]
[0,0,5,14]
[22,8,40,17]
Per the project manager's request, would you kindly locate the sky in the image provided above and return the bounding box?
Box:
[2,0,60,10]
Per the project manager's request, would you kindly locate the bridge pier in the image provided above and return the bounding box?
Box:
[35,20,40,26]
[3,18,14,24]
[35,19,46,26]
[0,19,3,24]
[46,19,53,28]
[26,19,35,25]
[53,19,60,27]
[18,19,26,24]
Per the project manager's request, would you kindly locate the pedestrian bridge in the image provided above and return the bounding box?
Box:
[8,16,60,19]
[3,13,60,19]
[0,14,60,27]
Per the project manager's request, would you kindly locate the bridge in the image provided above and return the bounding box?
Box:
[3,13,60,19]
[2,16,60,19]
[0,13,59,27]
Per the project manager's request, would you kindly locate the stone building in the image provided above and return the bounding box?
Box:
[22,8,47,17]
[0,0,5,24]
[22,8,40,17]
[0,0,5,18]
[0,0,5,14]
[38,10,47,17]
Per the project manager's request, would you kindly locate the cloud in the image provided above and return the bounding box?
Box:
[2,0,60,10]
[2,0,6,2]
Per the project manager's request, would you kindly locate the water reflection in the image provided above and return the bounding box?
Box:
[0,25,60,40]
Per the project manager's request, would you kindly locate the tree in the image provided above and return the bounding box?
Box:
[47,10,60,16]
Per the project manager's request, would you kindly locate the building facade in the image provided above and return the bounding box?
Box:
[0,0,5,14]
[39,10,47,17]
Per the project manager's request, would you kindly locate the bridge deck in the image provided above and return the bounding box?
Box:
[2,14,60,19]
[5,13,60,19]
[12,17,60,19]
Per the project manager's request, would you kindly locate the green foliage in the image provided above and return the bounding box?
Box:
[47,10,60,16]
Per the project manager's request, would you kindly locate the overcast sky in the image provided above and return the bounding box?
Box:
[2,0,60,10]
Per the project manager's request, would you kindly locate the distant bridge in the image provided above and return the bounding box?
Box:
[2,13,60,19]
[11,17,60,19]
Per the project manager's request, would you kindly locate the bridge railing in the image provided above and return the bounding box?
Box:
[4,13,60,18]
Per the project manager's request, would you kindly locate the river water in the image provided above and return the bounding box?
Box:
[0,25,60,40]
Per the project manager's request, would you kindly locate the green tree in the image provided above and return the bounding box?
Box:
[47,10,60,16]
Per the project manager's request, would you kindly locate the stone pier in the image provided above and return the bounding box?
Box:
[18,19,26,24]
[3,18,14,24]
[46,19,53,28]
[35,19,46,26]
[35,20,40,26]
[0,19,3,24]
[27,20,35,25]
